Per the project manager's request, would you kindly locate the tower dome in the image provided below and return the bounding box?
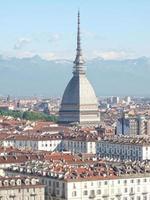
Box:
[59,11,100,125]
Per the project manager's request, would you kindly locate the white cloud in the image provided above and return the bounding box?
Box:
[3,51,36,58]
[15,51,35,58]
[0,50,56,60]
[48,33,61,43]
[93,50,134,60]
[14,37,31,50]
[40,52,55,60]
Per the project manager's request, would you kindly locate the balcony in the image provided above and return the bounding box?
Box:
[30,193,36,197]
[115,193,122,197]
[51,193,56,197]
[61,194,66,199]
[30,193,37,200]
[129,192,135,196]
[102,194,109,198]
[89,194,96,199]
[142,191,148,195]
[9,195,16,199]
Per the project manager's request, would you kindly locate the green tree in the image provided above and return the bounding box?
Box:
[0,109,57,122]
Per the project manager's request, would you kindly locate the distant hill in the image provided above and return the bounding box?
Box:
[0,55,150,97]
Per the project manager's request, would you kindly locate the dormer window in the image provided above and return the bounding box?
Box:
[16,179,21,185]
[3,180,9,186]
[10,180,15,186]
[25,179,30,185]
[31,179,36,185]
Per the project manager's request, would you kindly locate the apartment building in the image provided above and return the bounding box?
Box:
[117,114,150,136]
[96,137,150,161]
[0,176,45,200]
[4,135,63,152]
[6,159,150,200]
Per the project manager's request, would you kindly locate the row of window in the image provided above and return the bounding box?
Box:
[98,148,142,155]
[42,179,60,188]
[98,143,141,151]
[72,190,149,198]
[73,189,101,196]
[72,178,149,189]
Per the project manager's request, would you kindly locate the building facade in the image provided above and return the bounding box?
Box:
[4,135,62,152]
[0,176,45,200]
[96,137,150,161]
[117,114,150,136]
[4,133,150,161]
[63,139,96,154]
[6,160,150,200]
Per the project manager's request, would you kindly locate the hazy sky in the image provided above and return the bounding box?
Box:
[0,0,150,60]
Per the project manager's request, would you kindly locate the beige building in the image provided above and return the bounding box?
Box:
[3,135,62,152]
[0,176,45,200]
[6,159,150,200]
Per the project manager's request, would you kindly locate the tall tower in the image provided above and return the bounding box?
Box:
[59,11,100,125]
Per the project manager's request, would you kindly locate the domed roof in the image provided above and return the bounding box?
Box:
[58,11,100,125]
[61,74,98,106]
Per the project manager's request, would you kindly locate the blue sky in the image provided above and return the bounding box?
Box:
[0,0,150,60]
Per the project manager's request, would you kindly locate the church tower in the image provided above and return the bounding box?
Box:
[59,11,100,125]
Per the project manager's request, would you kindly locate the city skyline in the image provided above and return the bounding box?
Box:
[0,2,150,200]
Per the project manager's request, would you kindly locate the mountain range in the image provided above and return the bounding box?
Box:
[0,55,150,97]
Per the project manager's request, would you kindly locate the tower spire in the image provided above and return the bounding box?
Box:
[73,10,85,74]
[77,10,81,55]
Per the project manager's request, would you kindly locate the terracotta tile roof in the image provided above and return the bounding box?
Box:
[0,154,44,164]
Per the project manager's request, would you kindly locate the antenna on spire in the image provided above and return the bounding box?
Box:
[77,10,81,52]
[73,10,85,75]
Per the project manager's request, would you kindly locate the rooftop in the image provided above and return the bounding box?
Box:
[0,176,44,189]
[7,157,150,182]
[102,136,150,146]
